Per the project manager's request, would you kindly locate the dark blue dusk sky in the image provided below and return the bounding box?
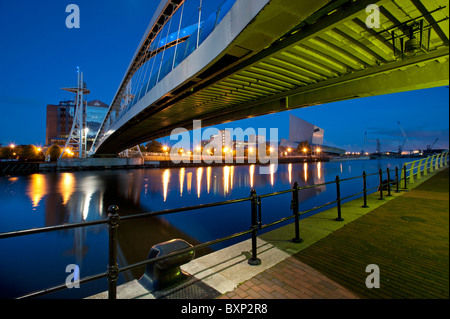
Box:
[0,0,448,153]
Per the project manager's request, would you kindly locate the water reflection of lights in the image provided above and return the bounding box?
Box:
[223,166,230,194]
[163,170,170,201]
[303,163,308,182]
[81,176,96,221]
[180,167,185,196]
[317,162,321,180]
[60,173,75,205]
[197,167,203,198]
[187,172,192,194]
[270,164,275,186]
[28,174,47,209]
[207,167,211,194]
[249,165,255,188]
[288,163,292,184]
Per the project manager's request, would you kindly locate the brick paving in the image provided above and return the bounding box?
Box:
[219,168,449,299]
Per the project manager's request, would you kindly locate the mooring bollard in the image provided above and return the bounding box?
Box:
[248,189,261,266]
[107,205,120,299]
[335,175,344,221]
[292,182,303,243]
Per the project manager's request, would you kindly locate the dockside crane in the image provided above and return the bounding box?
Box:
[427,138,438,151]
[397,121,408,154]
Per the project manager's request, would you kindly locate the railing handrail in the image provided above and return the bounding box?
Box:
[1,152,448,299]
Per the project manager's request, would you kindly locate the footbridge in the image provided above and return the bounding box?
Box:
[91,0,449,155]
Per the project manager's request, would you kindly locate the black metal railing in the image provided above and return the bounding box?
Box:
[0,153,448,299]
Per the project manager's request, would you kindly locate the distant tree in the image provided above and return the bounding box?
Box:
[46,144,62,161]
[0,146,15,159]
[145,140,163,153]
[20,145,40,161]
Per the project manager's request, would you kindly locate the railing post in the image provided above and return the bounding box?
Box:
[395,167,400,193]
[248,189,261,266]
[403,165,408,189]
[292,182,303,243]
[335,175,344,221]
[362,171,369,208]
[378,169,384,200]
[107,205,120,299]
[386,167,392,197]
[257,195,262,230]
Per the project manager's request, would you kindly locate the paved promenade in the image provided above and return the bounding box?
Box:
[89,166,448,300]
[219,168,449,299]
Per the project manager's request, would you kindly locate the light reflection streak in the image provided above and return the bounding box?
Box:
[249,165,255,188]
[28,174,47,209]
[163,169,170,201]
[223,166,230,194]
[303,163,308,182]
[179,167,185,196]
[317,162,321,180]
[288,163,292,184]
[207,166,211,194]
[187,172,192,194]
[197,167,203,198]
[60,173,75,205]
[270,164,275,186]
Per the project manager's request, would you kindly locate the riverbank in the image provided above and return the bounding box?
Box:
[0,156,330,175]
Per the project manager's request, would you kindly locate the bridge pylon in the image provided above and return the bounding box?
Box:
[60,68,91,159]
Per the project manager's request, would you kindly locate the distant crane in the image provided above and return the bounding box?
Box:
[361,131,367,154]
[427,137,438,151]
[397,121,408,154]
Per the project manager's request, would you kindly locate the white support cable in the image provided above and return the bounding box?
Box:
[197,0,203,48]
[157,13,174,83]
[172,1,186,71]
[145,19,167,95]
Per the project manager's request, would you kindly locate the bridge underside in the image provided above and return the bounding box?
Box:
[96,0,449,154]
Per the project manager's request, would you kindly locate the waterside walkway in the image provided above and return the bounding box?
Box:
[219,167,449,299]
[88,167,448,299]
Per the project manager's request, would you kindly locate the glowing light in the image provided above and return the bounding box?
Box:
[249,165,255,188]
[223,166,230,194]
[197,167,203,198]
[60,173,75,205]
[270,164,275,186]
[317,162,322,180]
[179,167,185,196]
[249,147,254,153]
[27,174,47,209]
[163,170,170,201]
[287,148,291,152]
[9,144,15,149]
[36,147,42,152]
[186,172,192,193]
[303,148,307,153]
[288,163,292,184]
[207,166,211,194]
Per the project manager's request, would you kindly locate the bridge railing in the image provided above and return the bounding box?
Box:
[1,153,448,299]
[105,0,237,133]
[401,152,449,188]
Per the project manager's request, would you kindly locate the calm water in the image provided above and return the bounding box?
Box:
[0,158,415,298]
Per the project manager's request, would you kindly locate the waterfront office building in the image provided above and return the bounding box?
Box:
[45,99,108,146]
